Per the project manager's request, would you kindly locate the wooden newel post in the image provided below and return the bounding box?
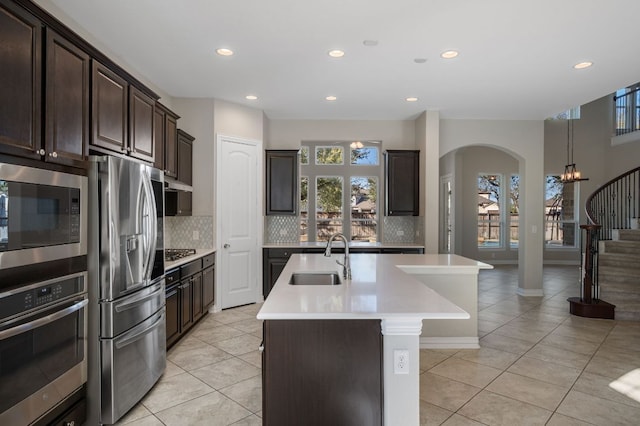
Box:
[580,224,599,304]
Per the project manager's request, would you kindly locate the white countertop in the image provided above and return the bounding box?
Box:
[164,248,216,270]
[263,242,425,249]
[257,253,490,320]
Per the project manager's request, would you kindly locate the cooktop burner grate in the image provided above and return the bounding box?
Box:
[165,248,196,261]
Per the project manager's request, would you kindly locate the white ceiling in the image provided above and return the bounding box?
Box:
[42,0,640,120]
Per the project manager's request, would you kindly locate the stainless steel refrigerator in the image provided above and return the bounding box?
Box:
[87,155,166,425]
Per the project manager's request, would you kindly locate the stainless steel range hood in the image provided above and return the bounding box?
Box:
[164,177,192,192]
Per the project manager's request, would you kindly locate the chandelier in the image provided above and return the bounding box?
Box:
[561,118,588,183]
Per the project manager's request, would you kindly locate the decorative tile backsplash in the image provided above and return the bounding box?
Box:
[264,215,299,243]
[165,216,214,249]
[264,215,423,244]
[382,216,422,243]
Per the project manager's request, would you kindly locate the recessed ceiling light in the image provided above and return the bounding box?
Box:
[325,95,337,101]
[328,49,345,58]
[573,61,593,69]
[406,97,418,102]
[363,40,378,47]
[441,50,459,59]
[414,58,427,64]
[245,95,258,100]
[216,48,234,56]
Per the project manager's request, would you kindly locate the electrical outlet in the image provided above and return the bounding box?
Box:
[394,349,409,374]
[396,230,405,236]
[192,230,199,240]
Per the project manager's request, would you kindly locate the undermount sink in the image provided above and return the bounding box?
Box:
[289,272,342,285]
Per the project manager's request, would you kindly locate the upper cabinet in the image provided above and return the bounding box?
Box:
[45,29,90,168]
[128,86,155,163]
[91,62,156,162]
[266,150,299,215]
[0,1,42,159]
[154,102,179,176]
[384,150,420,216]
[177,130,194,185]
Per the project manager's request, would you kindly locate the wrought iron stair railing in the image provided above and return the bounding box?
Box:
[569,167,640,318]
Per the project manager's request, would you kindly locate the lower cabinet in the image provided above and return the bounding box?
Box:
[262,319,383,425]
[166,253,215,348]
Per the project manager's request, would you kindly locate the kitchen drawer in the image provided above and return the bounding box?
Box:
[202,253,215,269]
[268,248,301,258]
[181,258,202,278]
[165,268,180,286]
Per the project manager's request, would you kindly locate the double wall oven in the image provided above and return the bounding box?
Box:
[0,162,88,425]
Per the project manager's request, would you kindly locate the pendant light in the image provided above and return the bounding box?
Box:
[561,118,588,183]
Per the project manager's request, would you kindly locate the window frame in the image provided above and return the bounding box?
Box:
[301,141,382,242]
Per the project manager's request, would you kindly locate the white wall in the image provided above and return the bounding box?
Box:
[440,119,545,295]
[266,119,416,149]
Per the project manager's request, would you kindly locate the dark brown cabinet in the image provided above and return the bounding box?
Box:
[45,28,90,168]
[165,269,181,348]
[177,129,194,185]
[266,150,299,215]
[0,0,42,159]
[92,61,128,154]
[92,61,158,163]
[166,253,215,349]
[262,319,383,425]
[385,150,420,216]
[153,102,179,175]
[128,86,155,162]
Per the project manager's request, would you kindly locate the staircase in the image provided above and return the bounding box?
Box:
[598,229,640,320]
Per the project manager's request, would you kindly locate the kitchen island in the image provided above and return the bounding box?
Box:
[258,253,488,426]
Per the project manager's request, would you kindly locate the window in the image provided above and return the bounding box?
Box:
[300,141,381,242]
[477,174,502,248]
[545,175,578,248]
[509,174,519,248]
[614,85,640,135]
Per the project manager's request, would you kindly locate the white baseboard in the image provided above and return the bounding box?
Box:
[420,336,479,349]
[516,288,545,297]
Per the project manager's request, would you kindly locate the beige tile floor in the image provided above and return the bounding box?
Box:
[116,265,640,425]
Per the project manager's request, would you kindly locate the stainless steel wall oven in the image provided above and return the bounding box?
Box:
[0,272,88,425]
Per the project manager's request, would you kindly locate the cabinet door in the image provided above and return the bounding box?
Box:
[164,114,178,177]
[180,278,193,330]
[92,62,127,153]
[166,285,180,348]
[385,150,419,216]
[266,150,298,215]
[45,29,89,167]
[153,105,165,171]
[265,258,287,297]
[192,272,203,322]
[177,191,192,216]
[129,86,155,162]
[177,130,194,185]
[202,266,215,309]
[0,1,42,159]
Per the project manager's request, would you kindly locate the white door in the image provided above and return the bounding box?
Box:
[216,135,261,309]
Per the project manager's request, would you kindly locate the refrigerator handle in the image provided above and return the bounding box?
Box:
[141,169,157,282]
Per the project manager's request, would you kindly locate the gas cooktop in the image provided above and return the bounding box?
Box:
[165,248,196,262]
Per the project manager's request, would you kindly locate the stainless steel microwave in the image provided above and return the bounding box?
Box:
[0,162,87,270]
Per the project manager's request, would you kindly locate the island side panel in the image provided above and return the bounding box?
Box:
[263,319,383,426]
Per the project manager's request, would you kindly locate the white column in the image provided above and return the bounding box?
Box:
[381,318,423,426]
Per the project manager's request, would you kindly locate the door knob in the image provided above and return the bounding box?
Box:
[224,243,230,248]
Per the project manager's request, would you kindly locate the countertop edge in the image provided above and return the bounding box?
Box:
[165,248,216,271]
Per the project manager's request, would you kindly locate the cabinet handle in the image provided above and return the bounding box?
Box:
[37,148,45,155]
[127,147,132,152]
[49,151,58,158]
[259,344,264,353]
[224,243,231,249]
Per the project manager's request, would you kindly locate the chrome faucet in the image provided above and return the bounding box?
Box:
[324,233,351,280]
